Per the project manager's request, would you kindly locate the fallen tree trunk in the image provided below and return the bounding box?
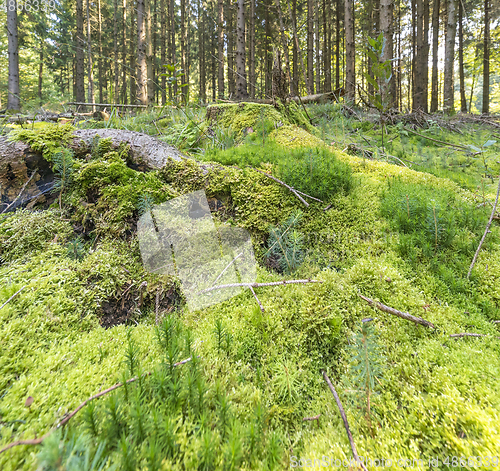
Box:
[216,90,345,106]
[0,129,186,212]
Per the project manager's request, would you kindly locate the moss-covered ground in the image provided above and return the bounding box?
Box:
[1,103,499,470]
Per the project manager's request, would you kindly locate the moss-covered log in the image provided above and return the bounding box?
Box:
[0,129,186,212]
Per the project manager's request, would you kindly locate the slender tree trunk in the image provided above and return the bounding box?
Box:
[415,0,424,110]
[291,0,298,95]
[76,0,85,107]
[130,1,137,104]
[482,0,489,114]
[121,0,127,104]
[335,0,340,90]
[265,0,272,96]
[199,0,206,102]
[307,0,314,93]
[288,0,311,95]
[181,0,187,101]
[345,0,355,100]
[38,41,43,105]
[323,0,332,92]
[87,0,95,111]
[411,0,417,109]
[146,0,154,105]
[227,1,235,97]
[380,0,394,108]
[235,0,247,99]
[276,0,291,87]
[423,0,429,112]
[217,0,224,98]
[397,0,402,110]
[97,0,104,104]
[443,0,457,114]
[249,0,256,98]
[6,4,21,112]
[160,0,166,104]
[137,0,148,105]
[430,0,439,111]
[211,23,216,101]
[458,0,467,112]
[113,0,119,102]
[153,0,158,104]
[314,1,320,93]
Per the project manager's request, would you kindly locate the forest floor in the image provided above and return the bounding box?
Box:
[0,102,500,470]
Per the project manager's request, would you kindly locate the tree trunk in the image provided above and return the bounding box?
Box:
[181,0,188,101]
[264,0,272,97]
[323,0,332,92]
[113,0,120,102]
[287,0,311,95]
[235,0,247,99]
[345,0,355,100]
[335,0,340,90]
[276,0,291,88]
[248,0,256,98]
[146,0,154,105]
[307,0,314,93]
[217,0,224,99]
[291,0,298,95]
[443,0,457,114]
[160,0,166,104]
[86,0,95,112]
[415,0,424,110]
[7,3,20,111]
[130,3,137,104]
[458,0,467,112]
[137,0,148,105]
[314,1,320,93]
[38,42,44,105]
[97,0,104,104]
[423,0,429,112]
[482,0,489,114]
[169,0,177,97]
[227,1,235,97]
[430,0,439,111]
[199,0,206,102]
[122,0,128,105]
[380,0,394,108]
[75,0,85,108]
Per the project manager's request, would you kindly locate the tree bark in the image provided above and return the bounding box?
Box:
[146,0,154,105]
[323,0,332,92]
[287,0,311,95]
[335,0,340,90]
[458,0,467,112]
[169,0,177,97]
[199,0,206,102]
[75,0,86,108]
[307,0,314,94]
[7,2,20,111]
[264,0,272,97]
[276,0,291,88]
[423,0,430,112]
[38,42,44,105]
[97,0,104,104]
[443,0,457,114]
[235,0,248,99]
[86,0,95,112]
[160,0,166,104]
[415,0,424,110]
[380,0,394,108]
[345,0,355,100]
[482,0,489,114]
[291,0,298,95]
[130,3,137,104]
[248,0,256,98]
[314,1,320,93]
[137,0,148,105]
[121,0,128,104]
[113,0,120,102]
[430,0,439,111]
[217,0,225,99]
[181,0,188,101]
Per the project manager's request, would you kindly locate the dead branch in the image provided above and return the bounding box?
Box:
[0,357,191,455]
[492,320,500,324]
[402,127,468,150]
[212,252,243,287]
[198,279,322,295]
[302,414,321,421]
[359,294,435,329]
[1,173,36,214]
[467,174,500,278]
[66,102,147,108]
[0,286,26,311]
[253,168,309,206]
[322,371,368,471]
[449,333,486,338]
[248,286,265,312]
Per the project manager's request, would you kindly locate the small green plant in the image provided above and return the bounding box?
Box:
[363,32,394,151]
[136,193,156,217]
[214,318,233,356]
[160,62,188,104]
[467,138,497,180]
[51,148,75,211]
[66,236,85,260]
[346,319,385,436]
[264,211,305,274]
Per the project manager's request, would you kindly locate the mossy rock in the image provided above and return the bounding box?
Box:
[269,125,325,149]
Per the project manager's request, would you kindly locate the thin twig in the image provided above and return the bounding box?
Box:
[0,286,26,311]
[467,174,500,278]
[294,189,323,203]
[359,294,435,329]
[492,320,500,324]
[197,279,322,295]
[253,168,309,207]
[248,286,265,312]
[302,414,321,421]
[322,371,368,471]
[211,252,243,287]
[0,358,192,455]
[449,333,500,339]
[1,173,36,214]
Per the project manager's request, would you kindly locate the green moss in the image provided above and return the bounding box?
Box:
[270,125,325,149]
[7,124,75,161]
